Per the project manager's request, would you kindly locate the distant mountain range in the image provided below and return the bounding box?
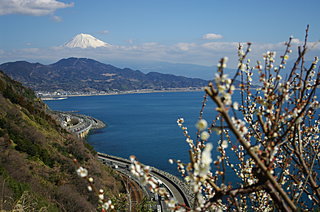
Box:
[0,57,209,93]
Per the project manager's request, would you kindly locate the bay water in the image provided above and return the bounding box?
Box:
[45,91,240,176]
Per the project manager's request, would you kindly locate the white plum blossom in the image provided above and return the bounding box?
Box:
[177,118,184,127]
[167,198,178,209]
[221,140,228,149]
[102,200,113,210]
[98,193,104,200]
[194,143,214,178]
[231,117,248,137]
[186,137,193,144]
[202,143,213,166]
[196,119,208,131]
[233,102,239,110]
[200,131,210,141]
[74,162,113,211]
[76,167,88,178]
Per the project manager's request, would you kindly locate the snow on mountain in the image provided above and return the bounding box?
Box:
[64,33,111,48]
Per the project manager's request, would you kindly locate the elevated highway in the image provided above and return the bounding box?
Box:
[51,111,105,138]
[97,152,192,211]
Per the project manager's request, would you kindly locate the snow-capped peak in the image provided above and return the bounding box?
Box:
[64,33,111,48]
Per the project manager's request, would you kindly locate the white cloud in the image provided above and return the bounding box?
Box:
[291,38,301,45]
[1,39,319,68]
[175,43,196,51]
[0,0,74,16]
[20,48,40,53]
[202,33,223,40]
[52,15,62,22]
[201,42,238,51]
[126,39,134,44]
[99,30,109,34]
[309,42,320,50]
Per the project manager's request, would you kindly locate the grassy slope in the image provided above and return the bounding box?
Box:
[0,71,126,211]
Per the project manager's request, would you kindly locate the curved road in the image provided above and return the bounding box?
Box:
[97,152,191,210]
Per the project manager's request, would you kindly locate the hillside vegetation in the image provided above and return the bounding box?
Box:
[0,57,208,93]
[0,71,126,211]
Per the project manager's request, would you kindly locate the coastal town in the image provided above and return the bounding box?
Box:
[38,87,203,100]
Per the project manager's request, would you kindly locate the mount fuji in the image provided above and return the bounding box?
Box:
[64,33,111,48]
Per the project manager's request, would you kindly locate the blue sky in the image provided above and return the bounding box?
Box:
[0,0,320,68]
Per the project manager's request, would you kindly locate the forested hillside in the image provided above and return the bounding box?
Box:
[0,58,208,93]
[0,71,126,211]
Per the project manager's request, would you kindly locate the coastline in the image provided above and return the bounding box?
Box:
[40,87,204,100]
[53,110,193,204]
[40,86,257,101]
[49,101,194,207]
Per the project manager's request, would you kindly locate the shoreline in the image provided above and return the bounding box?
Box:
[40,86,257,101]
[50,103,194,205]
[40,87,204,100]
[53,110,193,202]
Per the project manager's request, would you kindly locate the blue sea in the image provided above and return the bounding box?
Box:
[45,91,241,176]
